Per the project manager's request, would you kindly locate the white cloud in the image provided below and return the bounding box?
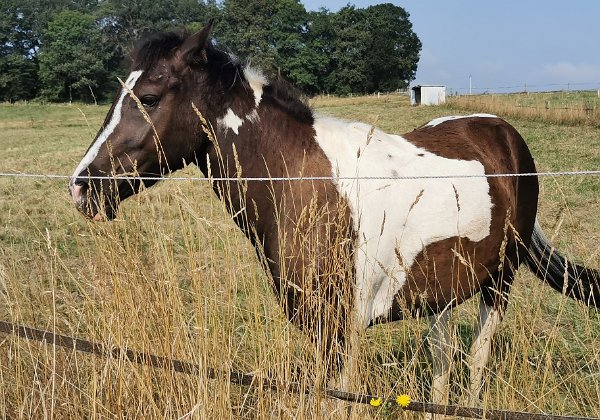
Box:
[475,59,505,73]
[542,62,600,83]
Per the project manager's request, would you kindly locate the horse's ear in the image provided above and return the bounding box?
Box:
[179,19,215,66]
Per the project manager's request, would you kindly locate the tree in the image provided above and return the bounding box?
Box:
[290,8,335,95]
[325,6,370,95]
[99,0,213,59]
[364,3,421,92]
[1,0,42,100]
[219,0,308,83]
[1,0,422,102]
[219,0,278,70]
[38,10,111,102]
[270,0,309,82]
[1,0,103,101]
[0,53,39,101]
[321,4,421,95]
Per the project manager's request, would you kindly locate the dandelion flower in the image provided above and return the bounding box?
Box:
[396,394,411,408]
[369,397,382,407]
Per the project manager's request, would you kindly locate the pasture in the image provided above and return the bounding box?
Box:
[0,96,599,418]
[448,90,600,127]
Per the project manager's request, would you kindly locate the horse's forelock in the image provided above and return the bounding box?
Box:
[133,32,186,71]
[132,32,241,84]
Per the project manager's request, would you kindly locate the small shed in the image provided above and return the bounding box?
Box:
[410,85,446,106]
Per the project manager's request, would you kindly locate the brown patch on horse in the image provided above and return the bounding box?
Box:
[183,55,351,359]
[211,110,353,345]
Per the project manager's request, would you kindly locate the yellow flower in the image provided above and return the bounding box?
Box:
[369,397,382,407]
[396,394,411,408]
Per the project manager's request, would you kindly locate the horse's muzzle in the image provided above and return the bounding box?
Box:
[70,180,88,205]
[69,179,113,221]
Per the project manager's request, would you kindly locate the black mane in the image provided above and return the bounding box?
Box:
[263,78,314,124]
[133,32,313,124]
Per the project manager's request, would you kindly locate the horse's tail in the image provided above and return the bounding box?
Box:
[525,220,600,308]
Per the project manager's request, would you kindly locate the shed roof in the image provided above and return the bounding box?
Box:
[412,85,446,89]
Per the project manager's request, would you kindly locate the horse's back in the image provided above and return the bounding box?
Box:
[407,114,533,169]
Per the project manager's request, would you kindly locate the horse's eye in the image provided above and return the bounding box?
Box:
[140,95,159,108]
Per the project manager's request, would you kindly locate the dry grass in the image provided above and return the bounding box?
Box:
[448,91,600,127]
[0,98,598,418]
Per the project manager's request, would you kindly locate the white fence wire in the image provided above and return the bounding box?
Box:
[1,170,600,182]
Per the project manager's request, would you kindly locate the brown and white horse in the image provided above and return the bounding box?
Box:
[69,23,599,408]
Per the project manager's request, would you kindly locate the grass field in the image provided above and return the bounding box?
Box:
[447,90,600,127]
[0,96,599,418]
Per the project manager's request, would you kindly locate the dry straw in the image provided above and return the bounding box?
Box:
[0,95,598,418]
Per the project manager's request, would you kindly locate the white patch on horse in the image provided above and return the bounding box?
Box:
[244,67,267,107]
[313,117,493,326]
[217,109,245,135]
[217,67,266,134]
[70,70,143,184]
[425,113,498,128]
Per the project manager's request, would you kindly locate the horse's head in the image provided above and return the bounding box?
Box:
[69,20,246,220]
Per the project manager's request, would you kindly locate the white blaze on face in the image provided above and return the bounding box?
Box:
[70,70,144,186]
[313,117,493,326]
[425,113,498,128]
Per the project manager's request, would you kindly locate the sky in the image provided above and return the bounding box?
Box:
[302,1,600,93]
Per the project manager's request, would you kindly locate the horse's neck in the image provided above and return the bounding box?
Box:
[202,96,327,243]
[200,91,344,282]
[207,105,317,180]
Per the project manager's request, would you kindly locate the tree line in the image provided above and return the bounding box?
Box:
[1,0,421,103]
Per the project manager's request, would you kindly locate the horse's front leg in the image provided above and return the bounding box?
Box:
[319,337,355,418]
[319,306,367,419]
[427,308,456,420]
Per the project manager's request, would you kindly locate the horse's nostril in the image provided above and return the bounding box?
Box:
[70,180,89,203]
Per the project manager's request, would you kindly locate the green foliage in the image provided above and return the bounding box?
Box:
[317,4,422,95]
[0,53,39,101]
[219,0,280,70]
[218,2,421,96]
[0,0,43,101]
[325,6,370,95]
[38,10,112,102]
[299,9,336,95]
[1,0,422,102]
[99,0,214,55]
[364,4,421,92]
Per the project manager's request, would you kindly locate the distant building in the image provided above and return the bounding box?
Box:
[410,85,446,106]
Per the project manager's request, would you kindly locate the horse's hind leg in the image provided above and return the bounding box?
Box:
[468,296,503,404]
[468,270,512,405]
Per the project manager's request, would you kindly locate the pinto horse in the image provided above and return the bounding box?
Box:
[69,22,599,408]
